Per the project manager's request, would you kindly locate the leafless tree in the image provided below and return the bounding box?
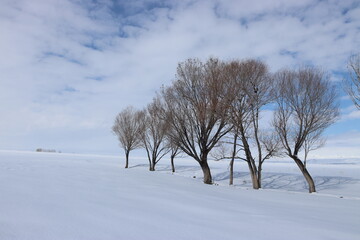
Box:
[273,67,339,193]
[161,58,234,184]
[224,60,280,188]
[211,131,243,185]
[344,54,360,109]
[167,137,182,173]
[139,98,170,171]
[112,106,143,168]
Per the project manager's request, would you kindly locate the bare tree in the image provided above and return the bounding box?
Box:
[344,54,360,109]
[161,58,233,184]
[167,137,182,173]
[225,59,280,188]
[211,131,243,185]
[273,67,339,193]
[140,98,170,171]
[112,106,143,168]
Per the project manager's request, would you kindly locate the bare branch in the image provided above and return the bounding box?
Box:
[161,58,234,184]
[273,66,339,192]
[344,53,360,109]
[112,106,143,168]
[139,97,170,171]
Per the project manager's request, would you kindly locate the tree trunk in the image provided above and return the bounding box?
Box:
[253,108,262,189]
[149,163,155,171]
[149,157,156,171]
[247,161,259,189]
[229,133,237,185]
[145,148,152,171]
[257,162,262,189]
[229,158,234,185]
[171,155,175,173]
[125,150,129,169]
[291,155,316,193]
[199,160,212,184]
[240,129,259,189]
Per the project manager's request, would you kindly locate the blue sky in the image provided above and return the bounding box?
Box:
[0,0,359,157]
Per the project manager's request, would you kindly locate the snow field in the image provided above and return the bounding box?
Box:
[0,150,359,240]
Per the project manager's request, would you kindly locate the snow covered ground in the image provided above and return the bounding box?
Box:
[0,150,359,240]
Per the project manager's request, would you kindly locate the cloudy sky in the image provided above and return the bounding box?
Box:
[0,0,359,157]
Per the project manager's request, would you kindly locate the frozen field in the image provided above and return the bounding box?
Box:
[0,150,359,240]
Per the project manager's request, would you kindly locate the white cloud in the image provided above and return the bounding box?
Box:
[340,105,360,121]
[0,0,359,154]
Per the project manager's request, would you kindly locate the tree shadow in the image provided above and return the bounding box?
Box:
[156,165,201,173]
[128,164,148,169]
[213,170,359,192]
[213,171,251,181]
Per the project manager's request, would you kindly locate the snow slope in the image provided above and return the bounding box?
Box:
[0,150,359,240]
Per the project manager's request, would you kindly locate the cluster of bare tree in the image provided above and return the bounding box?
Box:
[113,57,341,193]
